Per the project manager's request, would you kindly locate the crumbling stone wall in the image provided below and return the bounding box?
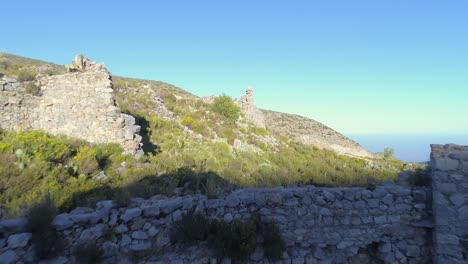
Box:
[431,144,468,263]
[239,87,266,128]
[0,183,432,263]
[0,56,142,155]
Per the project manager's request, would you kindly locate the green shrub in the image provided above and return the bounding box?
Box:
[25,82,41,96]
[211,95,241,122]
[114,189,133,208]
[171,213,257,261]
[258,221,285,260]
[0,58,10,70]
[209,218,257,261]
[170,211,211,243]
[408,167,431,186]
[17,69,37,82]
[94,143,123,170]
[181,115,194,127]
[383,147,394,160]
[74,146,99,176]
[27,197,64,259]
[73,242,103,264]
[1,131,72,162]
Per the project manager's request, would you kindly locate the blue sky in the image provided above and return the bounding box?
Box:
[2,0,468,134]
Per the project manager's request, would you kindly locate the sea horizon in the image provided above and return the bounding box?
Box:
[347,133,468,163]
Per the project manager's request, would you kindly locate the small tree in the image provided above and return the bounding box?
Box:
[211,95,241,122]
[383,147,394,160]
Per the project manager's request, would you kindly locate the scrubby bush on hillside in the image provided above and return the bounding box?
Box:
[73,146,99,176]
[383,147,394,160]
[73,242,103,264]
[211,95,241,122]
[25,82,41,96]
[257,220,285,260]
[17,68,37,82]
[27,197,64,259]
[170,211,212,243]
[171,212,284,261]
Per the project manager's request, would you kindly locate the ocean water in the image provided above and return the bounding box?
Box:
[347,134,468,163]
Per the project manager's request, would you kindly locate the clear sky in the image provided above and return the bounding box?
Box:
[2,0,468,134]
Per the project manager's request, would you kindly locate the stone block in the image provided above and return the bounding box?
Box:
[7,232,32,249]
[449,194,465,207]
[0,218,28,235]
[129,242,151,251]
[160,199,183,214]
[406,245,420,257]
[374,216,387,224]
[120,234,132,247]
[434,157,459,171]
[142,205,160,217]
[0,250,18,264]
[458,205,468,219]
[132,230,149,240]
[438,183,458,194]
[121,207,142,223]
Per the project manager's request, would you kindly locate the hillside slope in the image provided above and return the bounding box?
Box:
[0,53,412,218]
[262,110,372,158]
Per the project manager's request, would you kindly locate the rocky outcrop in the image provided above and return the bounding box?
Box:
[238,87,266,128]
[262,110,373,158]
[0,56,143,155]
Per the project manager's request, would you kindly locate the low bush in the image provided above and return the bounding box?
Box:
[73,242,103,264]
[27,197,64,259]
[171,212,283,262]
[257,220,285,260]
[170,211,211,243]
[211,95,241,122]
[408,167,431,187]
[17,69,37,82]
[25,82,41,96]
[209,218,257,261]
[74,146,99,176]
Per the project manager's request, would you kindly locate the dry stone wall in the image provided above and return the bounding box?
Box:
[431,144,468,263]
[0,183,433,264]
[0,56,142,155]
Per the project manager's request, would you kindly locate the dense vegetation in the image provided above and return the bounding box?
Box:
[171,211,285,261]
[0,54,414,219]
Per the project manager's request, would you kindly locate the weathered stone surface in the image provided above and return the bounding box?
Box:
[431,144,468,263]
[0,218,28,235]
[238,87,265,128]
[434,157,459,171]
[53,214,73,231]
[0,250,18,264]
[121,207,142,223]
[129,242,151,251]
[132,230,149,240]
[70,212,100,224]
[0,56,142,155]
[7,232,32,248]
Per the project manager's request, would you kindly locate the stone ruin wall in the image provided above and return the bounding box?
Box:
[239,87,266,128]
[431,144,468,263]
[0,57,142,155]
[0,182,433,263]
[4,142,468,263]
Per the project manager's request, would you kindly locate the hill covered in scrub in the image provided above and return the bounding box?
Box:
[0,53,417,218]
